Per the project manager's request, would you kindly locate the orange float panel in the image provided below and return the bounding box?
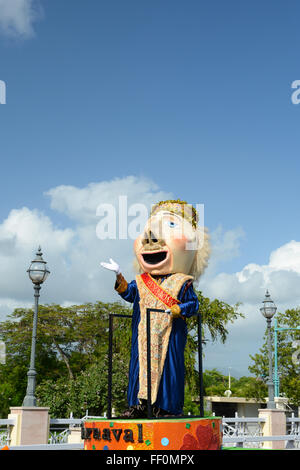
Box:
[83,417,222,450]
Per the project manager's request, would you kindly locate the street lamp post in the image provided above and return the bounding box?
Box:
[23,247,50,407]
[260,290,277,410]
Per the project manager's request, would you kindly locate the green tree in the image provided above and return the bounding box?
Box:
[203,369,230,396]
[202,369,267,403]
[234,376,267,400]
[248,308,300,405]
[36,354,128,418]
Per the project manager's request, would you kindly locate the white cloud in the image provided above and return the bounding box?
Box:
[45,176,172,224]
[0,0,42,38]
[269,240,300,272]
[0,206,74,302]
[200,239,300,310]
[0,298,32,322]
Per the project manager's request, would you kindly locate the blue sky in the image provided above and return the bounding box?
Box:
[0,0,300,377]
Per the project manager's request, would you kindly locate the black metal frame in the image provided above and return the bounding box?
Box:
[107,312,132,419]
[107,308,204,419]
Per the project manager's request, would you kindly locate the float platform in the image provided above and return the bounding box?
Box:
[82,416,222,450]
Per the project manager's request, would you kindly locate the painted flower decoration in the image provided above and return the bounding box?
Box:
[180,424,220,450]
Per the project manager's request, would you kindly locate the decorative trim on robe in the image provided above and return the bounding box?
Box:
[136,272,194,404]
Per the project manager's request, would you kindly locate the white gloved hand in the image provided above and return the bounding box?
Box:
[100,258,121,275]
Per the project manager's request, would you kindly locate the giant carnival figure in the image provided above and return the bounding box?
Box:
[101,200,210,418]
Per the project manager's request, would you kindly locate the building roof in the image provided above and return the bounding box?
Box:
[205,396,289,405]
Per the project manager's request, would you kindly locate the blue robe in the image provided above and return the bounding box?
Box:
[117,276,199,415]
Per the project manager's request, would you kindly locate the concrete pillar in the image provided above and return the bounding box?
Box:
[8,407,50,446]
[258,408,286,450]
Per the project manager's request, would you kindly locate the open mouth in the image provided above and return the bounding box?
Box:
[141,251,168,266]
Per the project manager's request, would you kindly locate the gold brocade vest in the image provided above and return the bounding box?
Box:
[136,272,193,404]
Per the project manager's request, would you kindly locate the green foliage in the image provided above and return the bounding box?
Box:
[204,368,229,396]
[235,376,267,401]
[183,385,201,415]
[36,354,128,418]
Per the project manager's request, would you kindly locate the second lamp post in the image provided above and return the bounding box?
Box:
[23,247,50,407]
[260,289,277,410]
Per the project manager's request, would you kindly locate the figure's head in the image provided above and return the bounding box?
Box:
[133,200,210,280]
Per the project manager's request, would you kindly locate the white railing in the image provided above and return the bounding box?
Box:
[222,413,300,449]
[222,415,265,448]
[0,418,15,447]
[9,443,84,450]
[47,414,106,445]
[48,418,83,444]
[286,414,300,449]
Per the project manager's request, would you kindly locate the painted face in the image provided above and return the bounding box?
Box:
[134,211,198,275]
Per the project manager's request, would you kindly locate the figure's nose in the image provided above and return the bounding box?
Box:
[142,229,158,245]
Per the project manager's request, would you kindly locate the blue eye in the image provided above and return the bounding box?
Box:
[167,221,177,228]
